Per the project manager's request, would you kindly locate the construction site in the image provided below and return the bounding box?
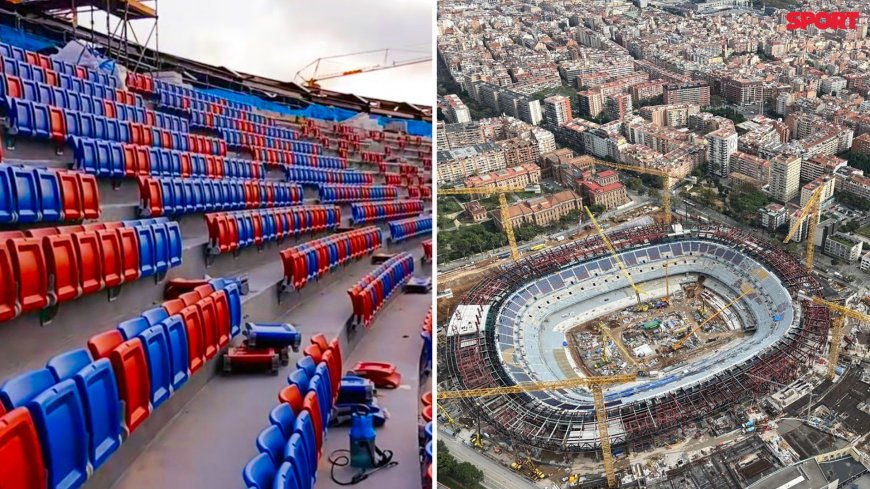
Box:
[436,180,870,488]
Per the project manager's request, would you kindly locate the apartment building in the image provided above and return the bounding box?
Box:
[663,81,711,106]
[437,142,507,184]
[465,162,541,189]
[824,233,864,263]
[542,95,572,128]
[443,94,471,123]
[706,127,738,177]
[769,153,802,203]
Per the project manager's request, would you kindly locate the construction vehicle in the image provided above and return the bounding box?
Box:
[585,206,646,306]
[438,373,636,488]
[592,159,678,226]
[598,323,638,366]
[797,294,870,379]
[511,458,546,480]
[294,48,430,90]
[784,185,823,272]
[673,288,751,350]
[438,185,541,261]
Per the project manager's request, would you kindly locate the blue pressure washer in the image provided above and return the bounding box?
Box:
[329,407,397,485]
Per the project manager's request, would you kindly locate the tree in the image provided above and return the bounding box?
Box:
[453,462,485,485]
[842,220,860,233]
[831,259,840,267]
[588,204,606,215]
[626,177,642,191]
[648,188,661,199]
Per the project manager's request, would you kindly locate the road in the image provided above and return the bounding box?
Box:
[439,430,540,489]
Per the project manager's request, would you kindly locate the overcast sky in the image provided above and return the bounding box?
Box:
[113,0,433,105]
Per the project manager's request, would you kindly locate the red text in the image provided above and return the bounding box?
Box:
[785,11,859,30]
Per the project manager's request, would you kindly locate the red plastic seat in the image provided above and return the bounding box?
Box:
[0,408,47,489]
[73,231,104,294]
[179,291,200,306]
[116,227,140,282]
[210,291,231,348]
[25,227,59,239]
[7,238,48,313]
[193,284,214,298]
[43,234,81,304]
[180,305,205,373]
[161,298,185,316]
[0,243,18,322]
[57,171,84,221]
[303,391,323,456]
[164,278,210,300]
[321,350,340,401]
[97,229,124,288]
[278,385,304,414]
[110,339,151,433]
[48,106,66,143]
[87,330,124,360]
[79,173,100,219]
[304,345,322,363]
[196,295,218,359]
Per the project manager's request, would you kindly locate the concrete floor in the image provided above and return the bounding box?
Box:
[107,241,432,489]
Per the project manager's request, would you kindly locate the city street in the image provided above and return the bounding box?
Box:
[438,431,540,489]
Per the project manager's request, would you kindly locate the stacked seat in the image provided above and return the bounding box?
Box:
[0,277,240,487]
[383,173,402,185]
[69,137,263,180]
[244,333,342,489]
[347,252,414,328]
[205,205,341,255]
[422,239,432,263]
[360,151,385,164]
[255,148,345,170]
[284,166,373,185]
[280,227,382,291]
[388,215,432,243]
[0,164,100,224]
[138,176,303,217]
[317,184,398,204]
[350,200,423,224]
[0,218,181,323]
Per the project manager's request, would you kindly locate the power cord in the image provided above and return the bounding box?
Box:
[328,446,398,486]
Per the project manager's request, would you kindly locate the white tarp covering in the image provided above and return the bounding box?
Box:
[54,40,127,89]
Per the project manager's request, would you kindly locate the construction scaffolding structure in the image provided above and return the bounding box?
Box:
[441,223,830,453]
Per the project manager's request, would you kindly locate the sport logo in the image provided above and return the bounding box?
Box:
[786,11,860,30]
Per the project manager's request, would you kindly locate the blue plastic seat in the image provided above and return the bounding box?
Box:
[94,140,112,178]
[9,166,41,223]
[243,452,276,489]
[93,116,107,140]
[11,98,36,138]
[0,369,55,411]
[287,369,310,397]
[294,411,318,473]
[108,142,125,178]
[136,226,157,277]
[310,373,331,427]
[269,403,297,439]
[27,379,89,489]
[274,461,303,489]
[73,359,122,469]
[158,315,189,391]
[64,111,81,139]
[67,91,81,111]
[0,165,14,223]
[53,87,68,109]
[106,119,120,142]
[140,325,171,408]
[36,82,53,105]
[296,357,317,380]
[142,307,169,327]
[152,223,170,274]
[79,113,95,139]
[225,283,242,338]
[167,221,182,267]
[257,424,286,465]
[46,349,92,382]
[22,79,37,101]
[285,432,313,489]
[118,316,150,340]
[35,169,62,222]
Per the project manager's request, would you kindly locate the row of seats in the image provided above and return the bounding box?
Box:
[318,184,398,204]
[0,164,99,224]
[389,215,432,243]
[8,98,217,153]
[383,173,402,185]
[1,73,184,131]
[348,252,414,328]
[0,218,182,322]
[0,44,119,91]
[71,137,264,180]
[284,166,373,186]
[0,277,240,489]
[138,176,303,217]
[422,239,432,263]
[205,205,341,255]
[280,226,383,291]
[196,111,298,138]
[153,79,254,112]
[350,200,424,224]
[244,333,342,489]
[255,148,345,167]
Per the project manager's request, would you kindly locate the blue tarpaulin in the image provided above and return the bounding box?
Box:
[0,25,57,52]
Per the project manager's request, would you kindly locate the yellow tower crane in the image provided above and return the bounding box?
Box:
[599,323,638,367]
[591,159,677,226]
[673,288,752,350]
[438,186,540,261]
[438,373,636,488]
[784,185,823,272]
[294,48,431,90]
[585,206,646,306]
[799,294,870,379]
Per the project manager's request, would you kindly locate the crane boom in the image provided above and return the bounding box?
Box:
[592,159,675,226]
[673,288,751,349]
[585,206,645,305]
[784,186,823,271]
[294,48,431,89]
[599,323,637,366]
[438,186,539,261]
[798,294,870,380]
[592,385,617,488]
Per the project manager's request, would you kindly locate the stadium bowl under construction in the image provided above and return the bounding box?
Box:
[441,223,832,453]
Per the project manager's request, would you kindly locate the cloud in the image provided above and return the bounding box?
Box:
[120,0,432,104]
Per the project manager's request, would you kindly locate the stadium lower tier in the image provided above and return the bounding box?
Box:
[444,224,829,451]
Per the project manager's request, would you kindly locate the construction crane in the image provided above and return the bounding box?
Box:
[784,186,823,272]
[599,323,638,366]
[437,402,458,428]
[799,294,870,379]
[592,159,677,226]
[438,185,540,261]
[673,288,752,350]
[438,373,636,488]
[294,48,431,90]
[585,205,646,306]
